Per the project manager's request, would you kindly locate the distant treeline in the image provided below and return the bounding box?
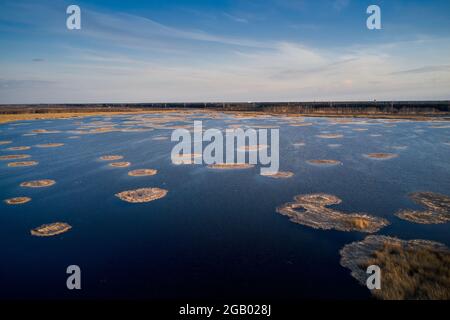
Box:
[0,101,449,116]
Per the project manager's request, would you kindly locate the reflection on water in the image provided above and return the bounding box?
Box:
[0,112,449,299]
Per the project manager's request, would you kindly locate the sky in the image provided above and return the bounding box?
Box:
[1,0,450,104]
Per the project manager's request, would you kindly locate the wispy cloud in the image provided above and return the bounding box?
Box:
[223,12,248,23]
[1,0,450,103]
[0,1,272,50]
[85,11,268,48]
[390,65,450,75]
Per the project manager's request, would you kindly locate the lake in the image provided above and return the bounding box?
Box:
[1,112,449,299]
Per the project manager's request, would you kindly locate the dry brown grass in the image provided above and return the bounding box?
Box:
[276,193,389,233]
[347,217,372,230]
[395,192,450,224]
[31,222,72,237]
[307,159,342,165]
[4,197,31,205]
[260,171,294,179]
[0,110,173,124]
[109,162,131,168]
[115,187,168,203]
[35,143,64,148]
[362,242,450,300]
[1,109,447,125]
[340,236,450,300]
[208,163,255,170]
[364,153,399,160]
[99,155,123,161]
[0,154,31,160]
[20,179,55,188]
[128,169,158,177]
[7,161,38,167]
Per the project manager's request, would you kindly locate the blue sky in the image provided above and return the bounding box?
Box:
[1,0,450,103]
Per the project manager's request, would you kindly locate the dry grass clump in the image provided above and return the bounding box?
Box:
[208,163,254,170]
[328,144,342,148]
[120,128,153,133]
[237,144,268,152]
[128,169,158,176]
[99,155,123,161]
[8,161,38,167]
[4,197,31,205]
[4,146,31,151]
[30,222,72,237]
[20,179,56,188]
[317,134,344,139]
[0,154,31,160]
[31,129,60,134]
[246,125,279,129]
[390,146,408,150]
[109,162,131,168]
[277,193,389,233]
[292,142,306,147]
[0,111,151,124]
[340,235,450,300]
[366,243,450,299]
[364,153,399,160]
[290,122,313,127]
[115,187,168,203]
[89,127,118,134]
[430,125,450,129]
[331,119,362,124]
[307,159,342,166]
[353,128,369,132]
[395,192,450,224]
[260,171,294,179]
[35,143,64,148]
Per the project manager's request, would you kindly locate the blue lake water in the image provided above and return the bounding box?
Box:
[0,113,449,299]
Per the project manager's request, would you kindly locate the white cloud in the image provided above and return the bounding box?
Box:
[1,2,450,103]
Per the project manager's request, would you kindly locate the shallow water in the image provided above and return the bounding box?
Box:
[1,113,449,299]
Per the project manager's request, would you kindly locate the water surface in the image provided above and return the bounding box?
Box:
[1,113,449,299]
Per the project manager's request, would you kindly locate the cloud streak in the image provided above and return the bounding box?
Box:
[223,12,249,23]
[390,65,450,75]
[0,0,450,103]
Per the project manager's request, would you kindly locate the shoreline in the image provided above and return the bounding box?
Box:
[0,110,157,124]
[0,107,449,124]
